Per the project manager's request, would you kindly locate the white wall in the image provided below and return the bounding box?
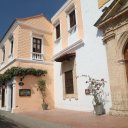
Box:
[54,0,112,113]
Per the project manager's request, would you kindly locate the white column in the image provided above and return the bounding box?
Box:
[11,78,16,113]
[5,87,8,111]
[5,85,9,111]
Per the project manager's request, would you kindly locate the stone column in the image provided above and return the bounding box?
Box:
[104,33,128,116]
[11,78,16,113]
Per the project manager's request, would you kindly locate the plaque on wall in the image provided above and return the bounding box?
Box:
[19,89,31,96]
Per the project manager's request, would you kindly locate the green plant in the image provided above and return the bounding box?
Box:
[37,79,48,108]
[0,67,47,85]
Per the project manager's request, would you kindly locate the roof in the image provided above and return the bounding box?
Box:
[0,14,50,43]
[94,0,128,28]
[0,19,16,43]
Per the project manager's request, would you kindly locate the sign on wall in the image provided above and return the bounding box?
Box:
[19,89,31,96]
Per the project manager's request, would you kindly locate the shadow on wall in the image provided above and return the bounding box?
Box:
[96,29,103,37]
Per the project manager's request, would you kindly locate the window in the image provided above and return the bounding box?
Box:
[10,39,13,55]
[2,46,5,62]
[8,34,13,56]
[62,55,78,99]
[32,37,43,60]
[56,24,60,39]
[69,10,76,28]
[65,70,74,94]
[33,38,42,53]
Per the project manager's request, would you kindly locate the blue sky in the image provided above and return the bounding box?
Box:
[0,0,66,38]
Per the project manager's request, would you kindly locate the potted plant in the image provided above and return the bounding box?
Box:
[85,75,106,115]
[37,79,48,110]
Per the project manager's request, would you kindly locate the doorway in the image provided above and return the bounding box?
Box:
[1,88,5,107]
[124,43,128,80]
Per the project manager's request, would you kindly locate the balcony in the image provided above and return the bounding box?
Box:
[32,52,43,61]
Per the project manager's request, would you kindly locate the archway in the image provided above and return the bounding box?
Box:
[124,42,128,80]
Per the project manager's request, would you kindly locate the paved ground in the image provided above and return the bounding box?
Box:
[0,110,70,128]
[1,109,128,128]
[0,115,28,128]
[22,109,128,128]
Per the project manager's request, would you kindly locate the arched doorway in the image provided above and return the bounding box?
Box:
[124,42,128,80]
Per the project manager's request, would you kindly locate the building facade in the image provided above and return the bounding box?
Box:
[95,0,128,115]
[0,0,117,114]
[52,0,112,113]
[0,15,54,113]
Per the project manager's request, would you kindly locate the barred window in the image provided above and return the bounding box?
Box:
[65,70,74,94]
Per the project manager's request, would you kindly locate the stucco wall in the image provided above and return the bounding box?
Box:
[51,0,84,52]
[17,17,53,61]
[0,16,54,113]
[53,0,112,113]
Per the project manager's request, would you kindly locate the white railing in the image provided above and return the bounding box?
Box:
[32,52,43,61]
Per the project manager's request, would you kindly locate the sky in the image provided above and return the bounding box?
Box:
[0,0,67,39]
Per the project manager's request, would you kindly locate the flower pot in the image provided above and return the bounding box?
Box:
[94,103,105,115]
[42,103,48,110]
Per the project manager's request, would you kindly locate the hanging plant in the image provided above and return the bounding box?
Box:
[0,67,47,85]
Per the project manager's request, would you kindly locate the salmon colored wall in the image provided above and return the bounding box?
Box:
[4,39,9,64]
[17,17,53,61]
[0,16,53,69]
[0,26,20,66]
[0,59,54,113]
[17,28,31,59]
[13,26,20,59]
[76,0,84,39]
[19,16,52,33]
[15,76,43,112]
[52,0,84,49]
[0,16,54,113]
[13,61,54,113]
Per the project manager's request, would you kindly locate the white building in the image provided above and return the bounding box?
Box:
[52,0,113,113]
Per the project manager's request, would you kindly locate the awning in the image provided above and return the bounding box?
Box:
[52,39,84,62]
[55,53,76,62]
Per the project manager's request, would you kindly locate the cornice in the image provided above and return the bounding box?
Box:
[52,39,84,61]
[0,21,18,47]
[97,8,128,29]
[103,33,115,43]
[51,0,73,22]
[0,58,53,72]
